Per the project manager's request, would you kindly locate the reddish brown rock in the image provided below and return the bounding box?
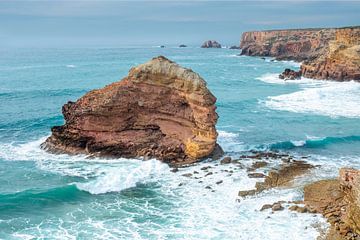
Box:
[42,56,221,165]
[240,28,335,61]
[301,27,360,81]
[279,68,302,80]
[240,26,360,81]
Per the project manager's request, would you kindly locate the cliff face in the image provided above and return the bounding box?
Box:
[301,27,360,81]
[240,28,335,61]
[240,26,360,81]
[42,56,220,165]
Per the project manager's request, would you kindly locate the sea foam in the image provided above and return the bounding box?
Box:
[265,80,360,118]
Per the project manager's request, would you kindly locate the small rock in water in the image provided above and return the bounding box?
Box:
[205,172,213,177]
[220,157,232,164]
[171,168,179,173]
[272,203,284,211]
[216,180,223,185]
[238,189,256,197]
[248,173,266,178]
[260,204,273,211]
[182,173,192,177]
[201,166,212,171]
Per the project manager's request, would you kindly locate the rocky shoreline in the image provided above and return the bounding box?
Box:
[240,26,360,82]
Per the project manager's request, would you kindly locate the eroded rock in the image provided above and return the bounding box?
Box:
[42,56,221,165]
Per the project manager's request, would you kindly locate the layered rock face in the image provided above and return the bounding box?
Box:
[301,27,360,81]
[42,56,220,165]
[240,28,335,61]
[201,40,222,48]
[240,26,360,81]
[303,168,360,239]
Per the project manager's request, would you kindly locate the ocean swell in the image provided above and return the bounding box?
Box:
[269,135,360,150]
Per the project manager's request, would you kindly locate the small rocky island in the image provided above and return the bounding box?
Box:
[201,40,222,48]
[42,56,221,165]
[240,26,360,81]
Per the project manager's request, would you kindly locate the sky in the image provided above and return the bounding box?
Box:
[1,0,360,47]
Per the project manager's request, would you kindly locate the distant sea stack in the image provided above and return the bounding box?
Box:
[240,26,360,81]
[42,56,221,165]
[201,40,222,48]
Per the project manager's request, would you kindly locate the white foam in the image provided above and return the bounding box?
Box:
[290,140,306,147]
[257,73,318,85]
[265,80,360,118]
[76,159,169,194]
[0,136,333,239]
[66,64,76,68]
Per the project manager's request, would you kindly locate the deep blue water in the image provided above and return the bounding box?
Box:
[0,47,359,239]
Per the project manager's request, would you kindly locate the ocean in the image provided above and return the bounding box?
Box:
[0,47,359,239]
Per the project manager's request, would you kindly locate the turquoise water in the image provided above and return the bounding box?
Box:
[0,47,360,239]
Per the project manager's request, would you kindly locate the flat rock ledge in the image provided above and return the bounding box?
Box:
[42,56,221,166]
[297,168,360,240]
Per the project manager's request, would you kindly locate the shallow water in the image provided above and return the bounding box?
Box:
[0,47,359,239]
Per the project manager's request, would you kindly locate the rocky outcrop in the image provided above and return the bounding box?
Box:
[303,168,360,239]
[301,27,360,81]
[279,68,301,80]
[238,158,314,197]
[240,28,335,61]
[201,40,221,48]
[240,26,360,81]
[42,56,221,165]
[229,45,240,50]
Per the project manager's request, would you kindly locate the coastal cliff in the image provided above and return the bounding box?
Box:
[240,28,335,61]
[240,26,360,81]
[301,27,360,81]
[42,56,220,165]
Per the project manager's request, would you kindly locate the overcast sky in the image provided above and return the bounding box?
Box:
[1,1,359,47]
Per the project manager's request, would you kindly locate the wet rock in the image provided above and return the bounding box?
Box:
[201,166,212,171]
[238,189,256,197]
[255,160,314,191]
[193,171,199,174]
[182,173,193,177]
[248,173,266,178]
[179,44,187,48]
[42,56,220,165]
[220,157,232,164]
[272,203,284,211]
[279,68,301,80]
[216,180,223,185]
[252,161,268,169]
[260,204,273,211]
[205,186,212,189]
[205,172,213,177]
[171,168,179,173]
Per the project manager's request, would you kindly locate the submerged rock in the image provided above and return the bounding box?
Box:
[42,56,221,165]
[201,40,221,48]
[279,68,302,80]
[179,44,187,48]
